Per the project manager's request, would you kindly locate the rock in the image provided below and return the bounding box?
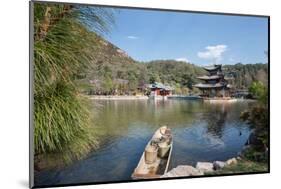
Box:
[213,161,226,170]
[161,165,203,178]
[226,158,237,165]
[196,162,214,173]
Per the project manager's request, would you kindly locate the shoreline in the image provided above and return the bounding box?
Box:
[88,95,149,100]
[87,95,257,102]
[161,141,268,178]
[161,157,240,178]
[161,156,268,178]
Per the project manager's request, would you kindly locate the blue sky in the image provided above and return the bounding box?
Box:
[102,8,268,65]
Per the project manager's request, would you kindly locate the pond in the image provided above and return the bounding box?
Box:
[35,99,255,186]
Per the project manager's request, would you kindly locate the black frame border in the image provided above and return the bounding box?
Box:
[29,0,270,188]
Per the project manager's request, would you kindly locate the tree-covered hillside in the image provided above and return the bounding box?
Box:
[224,63,268,89]
[76,32,268,96]
[76,34,146,95]
[146,60,206,88]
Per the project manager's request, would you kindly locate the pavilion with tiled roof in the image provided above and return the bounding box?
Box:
[194,64,231,98]
[149,82,174,97]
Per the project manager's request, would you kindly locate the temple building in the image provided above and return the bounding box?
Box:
[148,82,173,99]
[194,64,232,98]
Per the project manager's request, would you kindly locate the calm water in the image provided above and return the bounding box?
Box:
[35,99,255,186]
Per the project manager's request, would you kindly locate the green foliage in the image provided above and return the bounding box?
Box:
[33,2,113,163]
[224,63,268,89]
[241,105,269,148]
[34,82,98,157]
[145,60,206,89]
[249,81,268,104]
[243,81,268,149]
[102,76,114,94]
[240,81,268,162]
[241,146,268,162]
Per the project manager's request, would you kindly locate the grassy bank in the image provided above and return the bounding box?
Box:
[208,159,268,175]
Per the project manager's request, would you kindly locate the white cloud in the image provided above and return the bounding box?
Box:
[197,45,227,61]
[175,57,189,62]
[127,35,138,39]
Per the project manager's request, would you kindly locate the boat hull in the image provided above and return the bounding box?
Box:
[131,126,173,179]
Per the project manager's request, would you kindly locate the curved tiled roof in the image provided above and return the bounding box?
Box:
[203,64,222,71]
[197,75,221,80]
[149,82,174,90]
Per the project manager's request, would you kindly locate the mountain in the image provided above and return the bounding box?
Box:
[77,34,268,95]
[76,34,147,95]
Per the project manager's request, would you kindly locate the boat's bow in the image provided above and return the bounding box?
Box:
[131,126,173,179]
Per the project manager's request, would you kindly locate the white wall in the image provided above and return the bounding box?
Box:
[0,0,278,189]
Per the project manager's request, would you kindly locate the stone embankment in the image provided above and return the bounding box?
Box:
[161,157,238,178]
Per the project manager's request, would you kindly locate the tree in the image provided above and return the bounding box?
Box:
[33,2,114,167]
[249,81,267,104]
[241,81,268,162]
[128,73,138,92]
[149,73,161,83]
[181,73,195,90]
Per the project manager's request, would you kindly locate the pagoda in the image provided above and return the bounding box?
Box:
[194,64,231,98]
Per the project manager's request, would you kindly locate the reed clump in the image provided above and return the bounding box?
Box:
[33,3,114,167]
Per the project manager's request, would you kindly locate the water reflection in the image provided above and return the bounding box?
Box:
[35,99,254,186]
[204,104,228,138]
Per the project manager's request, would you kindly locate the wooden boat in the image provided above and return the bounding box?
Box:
[131,126,173,179]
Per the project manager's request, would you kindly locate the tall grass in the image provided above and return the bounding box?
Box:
[33,3,114,165]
